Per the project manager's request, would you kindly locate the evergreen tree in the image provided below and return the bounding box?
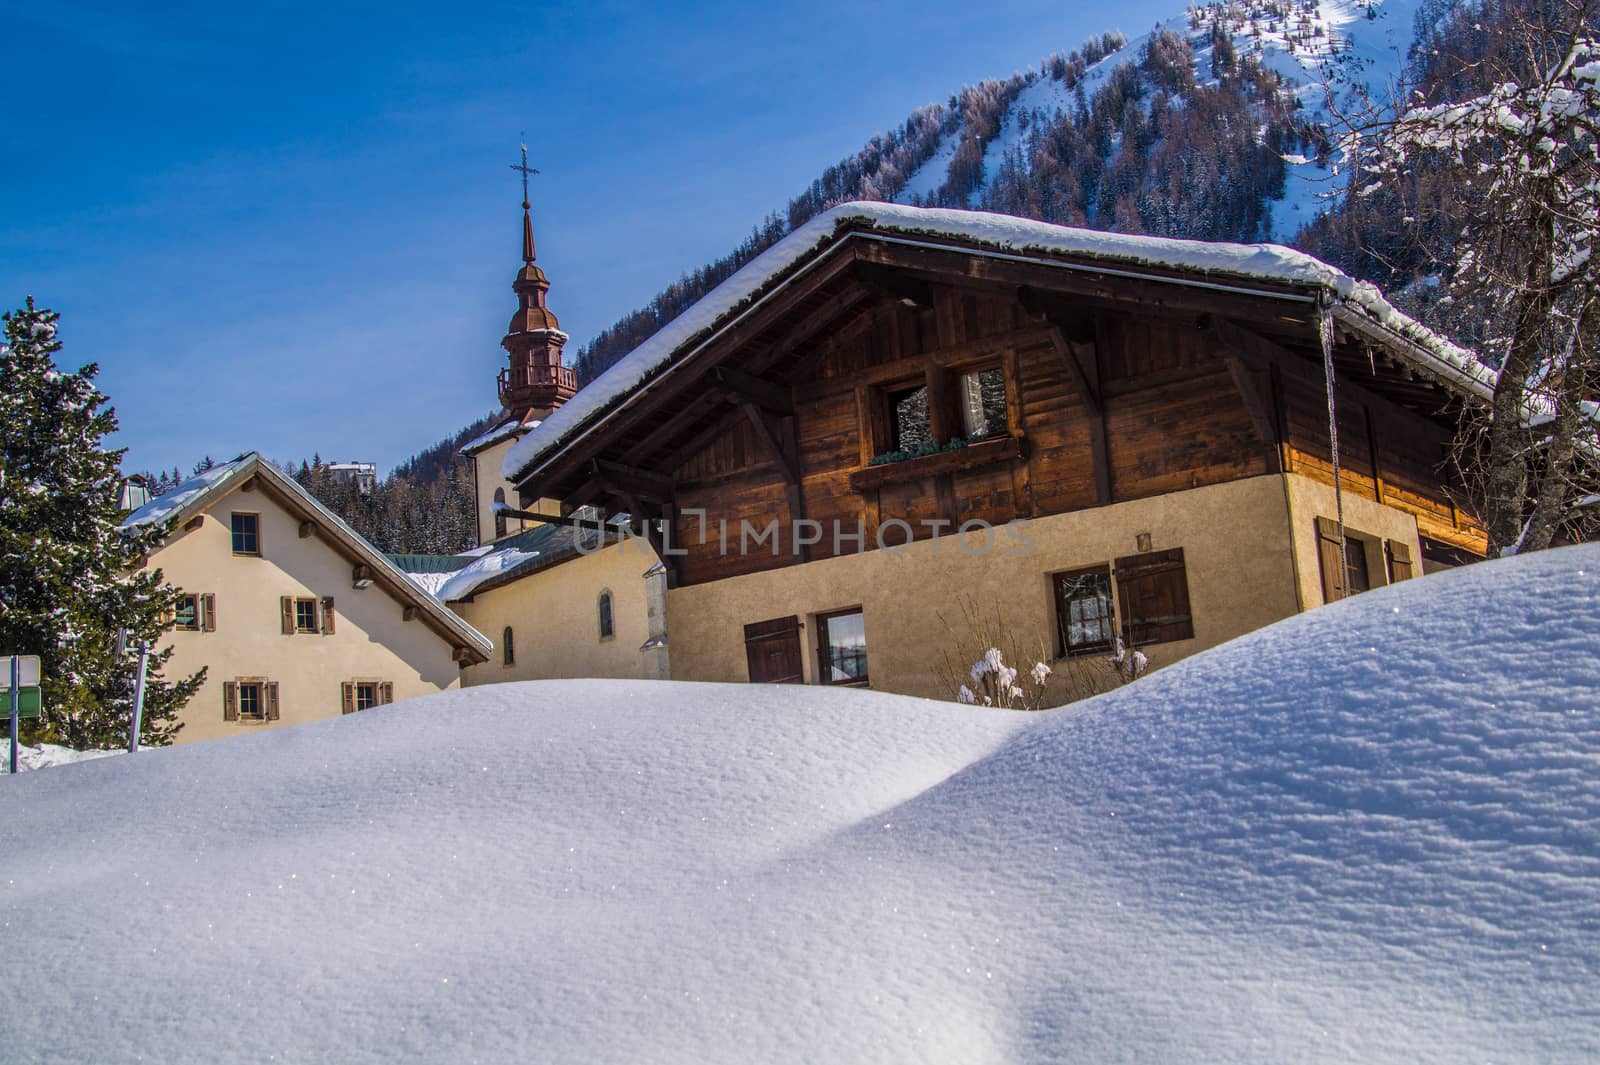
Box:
[0,298,204,748]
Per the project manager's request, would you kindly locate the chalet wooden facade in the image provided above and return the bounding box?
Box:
[502,203,1489,698]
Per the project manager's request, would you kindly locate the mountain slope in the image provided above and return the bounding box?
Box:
[572,0,1431,385]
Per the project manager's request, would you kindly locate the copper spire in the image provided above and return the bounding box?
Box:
[509,138,540,264]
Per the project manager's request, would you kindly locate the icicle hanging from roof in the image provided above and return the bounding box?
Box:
[1319,294,1349,592]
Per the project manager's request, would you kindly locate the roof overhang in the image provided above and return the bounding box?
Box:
[501,204,1494,505]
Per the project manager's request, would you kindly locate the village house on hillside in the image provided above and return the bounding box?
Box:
[499,202,1489,697]
[125,454,492,744]
[391,183,667,686]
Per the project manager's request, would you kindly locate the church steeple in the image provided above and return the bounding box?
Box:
[498,143,576,417]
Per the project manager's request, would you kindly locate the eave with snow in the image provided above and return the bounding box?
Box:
[497,202,1490,694]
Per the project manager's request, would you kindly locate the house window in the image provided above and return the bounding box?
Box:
[503,626,515,666]
[294,597,319,633]
[888,384,932,453]
[1114,548,1195,645]
[1345,540,1371,594]
[1315,517,1382,602]
[598,591,614,640]
[816,608,869,685]
[1053,565,1115,656]
[224,679,278,723]
[493,487,507,539]
[231,512,259,555]
[1385,539,1415,582]
[744,616,803,684]
[958,365,1008,440]
[174,594,200,631]
[341,680,392,714]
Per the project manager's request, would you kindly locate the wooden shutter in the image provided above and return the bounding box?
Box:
[321,597,336,635]
[1386,539,1414,582]
[1113,548,1194,645]
[280,596,295,634]
[201,593,216,632]
[1316,516,1346,603]
[379,681,393,705]
[265,682,280,721]
[744,616,803,684]
[341,682,355,715]
[223,681,238,722]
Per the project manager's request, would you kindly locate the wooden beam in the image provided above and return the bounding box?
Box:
[742,403,799,485]
[851,261,935,308]
[657,407,747,477]
[709,365,793,415]
[1365,405,1386,504]
[1270,362,1293,474]
[1048,326,1102,412]
[627,393,727,465]
[496,505,615,531]
[298,519,316,539]
[403,605,419,622]
[856,239,1307,323]
[1222,354,1283,474]
[779,413,810,563]
[590,459,675,505]
[1048,326,1111,505]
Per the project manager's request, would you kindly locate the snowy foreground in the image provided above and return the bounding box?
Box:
[4,548,1599,1063]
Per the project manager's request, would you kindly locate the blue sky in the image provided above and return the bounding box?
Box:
[2,0,1175,477]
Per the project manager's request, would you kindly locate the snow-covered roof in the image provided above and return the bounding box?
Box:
[122,453,492,660]
[122,458,251,530]
[6,543,1599,1059]
[504,201,1493,485]
[428,515,632,602]
[460,414,539,456]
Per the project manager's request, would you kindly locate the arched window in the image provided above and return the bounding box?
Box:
[502,626,515,666]
[493,487,507,539]
[598,590,614,640]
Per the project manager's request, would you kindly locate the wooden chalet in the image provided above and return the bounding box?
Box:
[502,203,1489,696]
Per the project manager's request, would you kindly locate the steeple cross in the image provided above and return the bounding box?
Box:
[510,136,539,207]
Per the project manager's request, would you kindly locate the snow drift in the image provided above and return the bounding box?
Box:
[3,545,1598,1062]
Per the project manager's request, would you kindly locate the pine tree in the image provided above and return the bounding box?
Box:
[0,298,204,748]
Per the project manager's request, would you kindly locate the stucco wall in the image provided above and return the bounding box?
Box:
[453,537,668,685]
[471,436,565,546]
[1282,472,1424,607]
[151,488,465,745]
[665,474,1305,701]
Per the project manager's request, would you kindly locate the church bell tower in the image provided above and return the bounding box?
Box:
[498,148,577,420]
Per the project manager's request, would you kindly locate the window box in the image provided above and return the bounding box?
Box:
[848,434,1024,493]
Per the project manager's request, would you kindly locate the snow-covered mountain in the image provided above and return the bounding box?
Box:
[574,0,1434,383]
[890,0,1425,238]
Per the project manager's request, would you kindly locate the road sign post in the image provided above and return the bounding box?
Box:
[128,641,149,755]
[3,655,42,775]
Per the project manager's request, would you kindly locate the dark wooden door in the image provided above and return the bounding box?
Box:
[744,616,803,683]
